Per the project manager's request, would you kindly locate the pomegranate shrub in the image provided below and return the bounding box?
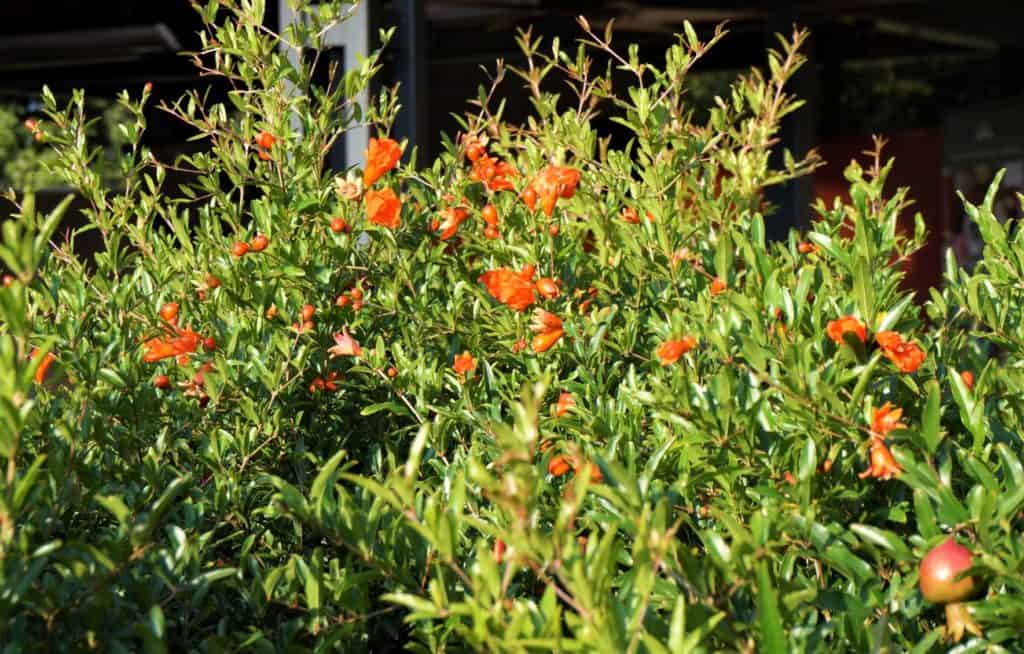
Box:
[1,0,1023,651]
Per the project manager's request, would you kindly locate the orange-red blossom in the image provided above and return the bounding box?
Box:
[479,266,537,312]
[143,326,202,365]
[859,438,902,480]
[875,331,926,373]
[859,402,904,480]
[555,392,575,417]
[309,371,341,393]
[871,402,906,437]
[436,206,471,240]
[453,351,477,377]
[524,165,580,217]
[471,154,517,192]
[826,315,867,345]
[328,328,362,358]
[657,335,698,366]
[531,309,564,353]
[32,350,56,384]
[365,188,402,229]
[363,137,403,187]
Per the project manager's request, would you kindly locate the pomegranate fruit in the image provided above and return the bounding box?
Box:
[919,538,975,604]
[920,537,983,642]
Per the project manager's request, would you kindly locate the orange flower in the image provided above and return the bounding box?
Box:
[453,350,477,376]
[656,336,698,366]
[527,165,581,216]
[363,137,403,187]
[871,402,906,437]
[531,309,564,353]
[874,332,926,374]
[826,316,866,345]
[328,327,362,358]
[709,277,727,296]
[874,330,902,350]
[32,350,56,384]
[548,455,572,477]
[859,438,902,480]
[143,326,201,364]
[365,188,402,229]
[555,392,575,417]
[887,341,926,373]
[479,268,537,312]
[470,154,517,192]
[436,206,471,240]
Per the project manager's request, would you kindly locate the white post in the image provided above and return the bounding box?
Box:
[278,0,371,170]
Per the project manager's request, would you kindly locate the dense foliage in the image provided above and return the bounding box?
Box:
[1,1,1022,651]
[0,101,127,192]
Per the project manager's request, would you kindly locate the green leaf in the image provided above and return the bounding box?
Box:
[920,380,942,454]
[309,449,347,516]
[755,561,786,654]
[849,524,911,562]
[797,438,816,481]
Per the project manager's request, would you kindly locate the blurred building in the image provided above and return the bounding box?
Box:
[3,0,1024,291]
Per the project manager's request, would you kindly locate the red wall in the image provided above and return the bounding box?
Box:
[813,129,946,299]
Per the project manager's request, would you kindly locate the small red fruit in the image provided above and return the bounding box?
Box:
[349,288,364,301]
[387,366,398,378]
[203,337,217,351]
[920,538,976,604]
[251,234,269,252]
[330,217,347,233]
[159,302,179,323]
[481,204,499,226]
[144,81,153,93]
[153,374,170,389]
[351,300,363,312]
[336,295,350,308]
[483,226,501,240]
[205,275,221,289]
[960,370,975,390]
[536,277,560,300]
[521,187,537,210]
[256,130,277,150]
[548,223,560,237]
[2,275,13,287]
[232,241,250,257]
[493,538,506,563]
[301,304,315,322]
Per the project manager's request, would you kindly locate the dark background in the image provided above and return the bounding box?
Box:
[3,0,1024,291]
